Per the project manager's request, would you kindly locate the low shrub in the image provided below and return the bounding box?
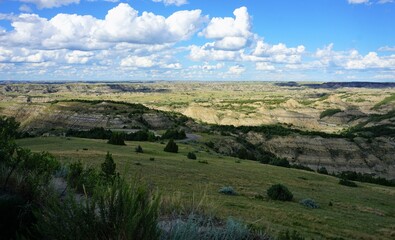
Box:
[339,179,358,187]
[187,152,197,160]
[163,215,266,240]
[299,198,319,209]
[218,186,237,196]
[135,145,143,153]
[267,184,293,201]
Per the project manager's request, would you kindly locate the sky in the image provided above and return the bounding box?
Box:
[0,0,394,81]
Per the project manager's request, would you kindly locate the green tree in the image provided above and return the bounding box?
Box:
[101,152,117,182]
[164,139,178,153]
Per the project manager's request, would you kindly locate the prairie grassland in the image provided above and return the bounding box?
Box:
[17,136,395,239]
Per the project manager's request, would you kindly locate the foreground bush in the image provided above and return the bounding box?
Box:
[267,184,293,201]
[67,161,99,194]
[1,116,61,239]
[35,180,161,240]
[67,152,119,194]
[0,193,34,239]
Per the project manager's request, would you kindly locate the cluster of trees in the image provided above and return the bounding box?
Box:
[53,99,149,111]
[125,130,157,141]
[108,133,126,145]
[210,123,341,139]
[66,127,112,139]
[161,129,186,140]
[334,171,394,187]
[67,128,158,146]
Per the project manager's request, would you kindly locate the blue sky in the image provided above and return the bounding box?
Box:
[0,0,394,81]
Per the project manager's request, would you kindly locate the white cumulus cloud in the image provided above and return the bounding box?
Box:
[200,6,252,51]
[253,41,305,64]
[0,3,206,51]
[256,62,275,71]
[228,65,245,75]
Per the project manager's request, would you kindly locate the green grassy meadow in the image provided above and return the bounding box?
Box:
[18,136,395,239]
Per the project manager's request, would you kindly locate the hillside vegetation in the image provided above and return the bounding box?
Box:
[17,136,395,239]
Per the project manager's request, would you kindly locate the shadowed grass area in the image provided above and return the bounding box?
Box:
[17,136,395,239]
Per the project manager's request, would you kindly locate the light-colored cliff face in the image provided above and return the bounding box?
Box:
[183,104,220,124]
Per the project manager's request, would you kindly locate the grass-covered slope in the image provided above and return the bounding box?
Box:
[17,136,395,240]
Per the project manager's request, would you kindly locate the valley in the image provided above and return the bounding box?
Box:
[1,81,395,239]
